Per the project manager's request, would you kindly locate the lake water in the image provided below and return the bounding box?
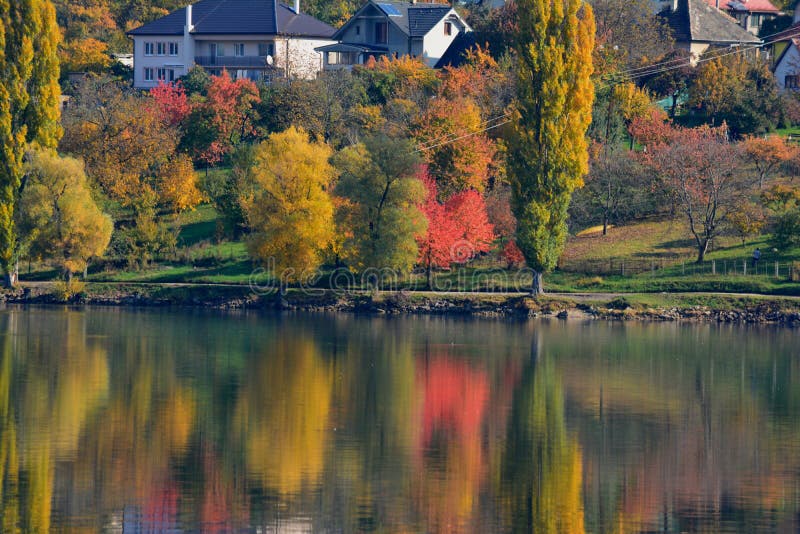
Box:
[1,306,799,533]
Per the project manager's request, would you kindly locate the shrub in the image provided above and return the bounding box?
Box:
[53,279,86,302]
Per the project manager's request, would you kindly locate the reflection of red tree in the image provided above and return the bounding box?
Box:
[419,357,489,445]
[142,480,178,533]
[200,449,249,533]
[414,355,490,532]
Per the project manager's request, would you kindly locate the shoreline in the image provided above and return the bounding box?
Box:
[4,282,800,326]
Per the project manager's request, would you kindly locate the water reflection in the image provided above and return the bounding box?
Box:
[0,307,798,532]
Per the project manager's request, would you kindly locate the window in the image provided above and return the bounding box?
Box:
[212,43,224,56]
[234,43,245,57]
[258,42,275,57]
[356,25,360,36]
[157,42,166,56]
[169,42,179,56]
[375,22,388,44]
[144,42,154,56]
[327,51,358,65]
[444,22,452,36]
[157,68,174,81]
[144,67,154,81]
[785,75,800,89]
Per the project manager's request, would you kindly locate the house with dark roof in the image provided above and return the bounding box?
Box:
[703,0,781,35]
[315,1,470,70]
[127,0,336,89]
[657,0,761,59]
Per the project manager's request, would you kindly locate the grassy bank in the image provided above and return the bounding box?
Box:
[17,205,800,296]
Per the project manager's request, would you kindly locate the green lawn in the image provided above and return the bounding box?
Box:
[18,205,800,296]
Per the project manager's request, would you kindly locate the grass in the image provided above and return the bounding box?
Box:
[17,202,800,297]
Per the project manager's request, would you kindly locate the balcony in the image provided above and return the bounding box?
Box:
[194,55,273,68]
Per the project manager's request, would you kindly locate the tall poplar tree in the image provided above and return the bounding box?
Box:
[507,0,595,294]
[0,0,61,287]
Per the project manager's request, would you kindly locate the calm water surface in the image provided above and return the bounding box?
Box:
[2,305,799,532]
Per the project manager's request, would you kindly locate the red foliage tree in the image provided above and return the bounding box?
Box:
[201,70,261,164]
[500,240,525,268]
[417,170,461,287]
[444,189,495,263]
[637,122,747,262]
[149,81,190,127]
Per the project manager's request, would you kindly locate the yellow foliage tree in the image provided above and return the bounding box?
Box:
[17,149,113,280]
[240,127,336,282]
[58,37,111,73]
[157,154,204,213]
[507,0,595,294]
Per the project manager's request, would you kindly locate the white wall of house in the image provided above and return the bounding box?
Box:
[775,44,800,90]
[132,36,188,89]
[420,13,467,67]
[274,37,335,79]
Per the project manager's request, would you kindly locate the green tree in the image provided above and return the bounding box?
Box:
[507,0,595,294]
[17,149,113,281]
[240,127,336,283]
[0,0,62,286]
[334,135,426,274]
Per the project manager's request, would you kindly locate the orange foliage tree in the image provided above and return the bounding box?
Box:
[742,135,796,189]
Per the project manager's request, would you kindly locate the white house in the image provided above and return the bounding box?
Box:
[315,1,471,70]
[771,5,800,90]
[127,0,336,89]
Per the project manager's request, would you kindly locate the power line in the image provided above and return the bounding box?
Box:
[416,112,512,151]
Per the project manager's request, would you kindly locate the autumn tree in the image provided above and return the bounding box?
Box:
[689,54,781,136]
[150,81,191,127]
[58,37,111,73]
[639,123,747,262]
[507,0,595,294]
[444,190,495,262]
[240,127,336,283]
[417,172,460,288]
[571,144,650,235]
[60,77,196,213]
[590,0,673,70]
[184,70,261,166]
[414,97,497,198]
[0,0,62,286]
[742,135,796,189]
[334,135,427,274]
[761,184,800,251]
[17,149,113,280]
[641,49,694,118]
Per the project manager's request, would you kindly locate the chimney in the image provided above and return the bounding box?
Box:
[716,0,720,7]
[185,4,193,31]
[294,0,300,13]
[673,0,678,10]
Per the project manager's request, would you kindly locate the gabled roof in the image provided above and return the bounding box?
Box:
[704,0,780,14]
[434,31,477,68]
[332,1,462,40]
[660,0,761,44]
[128,0,335,37]
[773,36,800,69]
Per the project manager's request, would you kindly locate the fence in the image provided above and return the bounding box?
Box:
[560,257,799,279]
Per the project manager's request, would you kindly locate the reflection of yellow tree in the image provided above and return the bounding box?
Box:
[503,356,585,534]
[0,310,113,532]
[234,337,333,495]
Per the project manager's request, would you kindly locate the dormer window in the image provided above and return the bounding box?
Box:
[356,25,360,36]
[375,22,388,44]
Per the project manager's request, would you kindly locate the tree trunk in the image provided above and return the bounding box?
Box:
[671,94,678,118]
[3,269,17,289]
[696,239,709,263]
[602,213,608,236]
[531,271,544,295]
[426,263,433,291]
[64,270,73,283]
